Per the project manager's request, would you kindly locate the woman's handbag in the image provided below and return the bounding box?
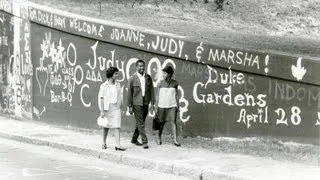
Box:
[152,114,160,130]
[97,116,108,127]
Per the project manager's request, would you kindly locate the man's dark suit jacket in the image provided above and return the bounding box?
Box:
[127,73,155,107]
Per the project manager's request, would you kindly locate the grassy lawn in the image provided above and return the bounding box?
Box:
[30,0,320,57]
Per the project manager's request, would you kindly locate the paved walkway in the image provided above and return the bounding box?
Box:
[0,116,319,180]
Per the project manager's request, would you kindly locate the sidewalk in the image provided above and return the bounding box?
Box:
[0,116,319,180]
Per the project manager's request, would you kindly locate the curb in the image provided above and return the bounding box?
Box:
[0,131,250,180]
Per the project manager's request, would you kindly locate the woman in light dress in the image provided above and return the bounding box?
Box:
[98,67,126,151]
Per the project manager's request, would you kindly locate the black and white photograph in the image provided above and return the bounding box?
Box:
[0,0,319,179]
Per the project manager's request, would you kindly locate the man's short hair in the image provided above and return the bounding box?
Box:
[136,59,145,66]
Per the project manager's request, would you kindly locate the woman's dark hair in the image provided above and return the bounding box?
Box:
[162,65,174,75]
[106,67,119,78]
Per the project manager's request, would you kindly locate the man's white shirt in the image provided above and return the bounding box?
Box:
[137,72,146,97]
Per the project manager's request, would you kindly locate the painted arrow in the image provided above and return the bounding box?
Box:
[316,112,320,126]
[291,57,307,81]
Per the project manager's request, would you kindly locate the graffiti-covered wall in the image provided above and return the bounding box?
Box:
[0,0,32,118]
[0,10,14,114]
[1,1,320,139]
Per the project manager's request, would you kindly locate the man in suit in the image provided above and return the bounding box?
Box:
[127,59,155,149]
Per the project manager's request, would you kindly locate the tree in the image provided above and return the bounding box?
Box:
[132,0,144,7]
[215,0,224,11]
[131,0,225,9]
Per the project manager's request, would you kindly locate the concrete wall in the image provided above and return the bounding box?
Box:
[1,0,320,140]
[0,0,32,119]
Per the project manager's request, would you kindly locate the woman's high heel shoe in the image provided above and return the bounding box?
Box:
[115,146,126,151]
[102,144,107,149]
[174,142,181,147]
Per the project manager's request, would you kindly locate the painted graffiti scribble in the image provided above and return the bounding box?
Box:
[26,8,319,137]
[0,0,12,13]
[69,18,104,37]
[268,80,320,108]
[207,48,261,70]
[0,12,14,115]
[316,112,320,126]
[110,28,145,48]
[192,64,320,129]
[36,32,77,106]
[33,33,191,122]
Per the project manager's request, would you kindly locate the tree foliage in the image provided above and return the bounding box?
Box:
[131,0,226,10]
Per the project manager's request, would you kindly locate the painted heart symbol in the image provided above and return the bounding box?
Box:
[35,58,49,96]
